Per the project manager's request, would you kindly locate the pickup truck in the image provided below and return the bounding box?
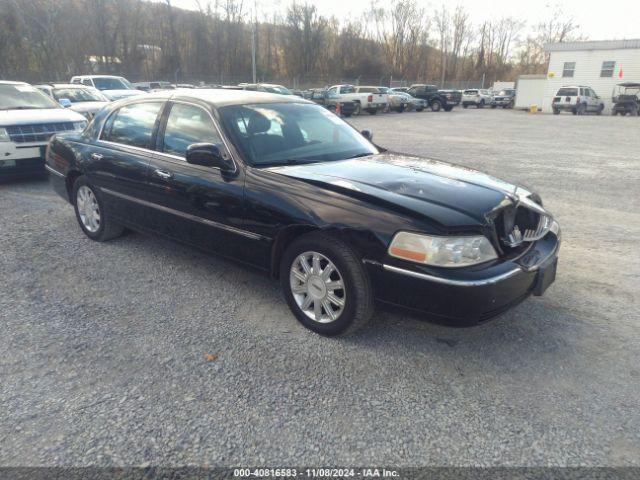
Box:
[406,84,461,111]
[327,85,388,115]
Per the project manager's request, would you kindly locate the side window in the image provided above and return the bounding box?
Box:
[82,79,93,87]
[562,62,575,77]
[101,102,163,149]
[328,87,337,94]
[162,103,222,158]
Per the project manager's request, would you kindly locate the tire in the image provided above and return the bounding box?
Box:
[478,100,485,108]
[462,104,468,109]
[621,111,627,116]
[343,113,352,117]
[443,105,453,112]
[72,175,124,241]
[596,105,604,116]
[353,102,361,116]
[430,100,442,112]
[491,104,497,109]
[280,232,374,336]
[416,107,424,112]
[508,100,514,109]
[572,108,578,115]
[576,104,586,115]
[630,107,639,117]
[553,108,560,115]
[367,108,378,115]
[612,110,618,116]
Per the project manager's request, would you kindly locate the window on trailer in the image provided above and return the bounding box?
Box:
[562,62,576,77]
[600,61,615,77]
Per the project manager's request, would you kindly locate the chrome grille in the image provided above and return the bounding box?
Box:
[6,123,75,143]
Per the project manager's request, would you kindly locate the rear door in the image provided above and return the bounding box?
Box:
[90,100,164,224]
[143,100,251,259]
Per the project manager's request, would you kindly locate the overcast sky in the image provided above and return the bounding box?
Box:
[167,0,639,41]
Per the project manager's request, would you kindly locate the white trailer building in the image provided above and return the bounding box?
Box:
[543,39,640,113]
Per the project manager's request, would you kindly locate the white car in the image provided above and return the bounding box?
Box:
[35,83,109,120]
[327,85,388,115]
[462,89,493,108]
[70,75,143,101]
[0,81,87,178]
[552,85,605,115]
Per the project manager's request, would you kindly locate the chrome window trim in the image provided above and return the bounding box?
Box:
[382,264,523,287]
[99,187,269,241]
[95,98,238,174]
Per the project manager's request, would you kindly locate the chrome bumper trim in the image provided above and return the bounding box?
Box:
[382,264,523,287]
[45,165,65,178]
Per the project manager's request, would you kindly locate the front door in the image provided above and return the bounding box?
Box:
[144,101,257,262]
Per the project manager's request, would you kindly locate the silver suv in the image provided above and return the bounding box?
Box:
[552,86,604,115]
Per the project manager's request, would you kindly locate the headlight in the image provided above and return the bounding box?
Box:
[73,121,88,131]
[388,232,498,268]
[0,127,10,142]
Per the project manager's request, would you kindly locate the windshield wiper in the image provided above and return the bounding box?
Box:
[347,152,374,159]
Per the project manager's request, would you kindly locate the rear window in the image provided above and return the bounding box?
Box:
[464,90,478,94]
[557,88,578,96]
[358,87,380,93]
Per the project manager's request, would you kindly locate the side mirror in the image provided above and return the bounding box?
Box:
[361,130,373,141]
[58,98,72,108]
[186,143,233,171]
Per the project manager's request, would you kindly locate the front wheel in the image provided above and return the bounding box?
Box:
[553,108,560,115]
[353,102,361,116]
[280,233,374,336]
[491,104,497,109]
[430,100,442,112]
[73,175,124,241]
[443,105,453,112]
[367,108,378,115]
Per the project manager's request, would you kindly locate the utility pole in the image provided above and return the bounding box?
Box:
[251,1,257,83]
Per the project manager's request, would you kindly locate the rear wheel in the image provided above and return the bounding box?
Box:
[367,108,378,115]
[72,175,124,241]
[462,103,468,109]
[280,233,374,336]
[353,102,361,116]
[553,108,560,115]
[596,104,604,115]
[576,104,586,115]
[430,100,442,112]
[491,104,497,109]
[443,105,453,112]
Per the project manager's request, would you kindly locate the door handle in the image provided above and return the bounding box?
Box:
[90,153,103,160]
[154,169,173,180]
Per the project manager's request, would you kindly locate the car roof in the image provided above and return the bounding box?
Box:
[618,82,640,87]
[0,80,28,86]
[137,89,313,107]
[36,83,89,89]
[73,75,124,79]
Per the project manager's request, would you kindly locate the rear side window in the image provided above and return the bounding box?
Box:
[101,102,163,149]
[557,88,578,96]
[82,79,93,87]
[162,103,222,157]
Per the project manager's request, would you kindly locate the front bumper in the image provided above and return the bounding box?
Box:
[365,227,560,326]
[0,142,47,177]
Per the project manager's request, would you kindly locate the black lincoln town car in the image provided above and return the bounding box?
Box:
[46,90,560,335]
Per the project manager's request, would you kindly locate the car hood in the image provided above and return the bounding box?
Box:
[0,108,86,127]
[266,153,519,228]
[69,102,110,114]
[100,90,142,100]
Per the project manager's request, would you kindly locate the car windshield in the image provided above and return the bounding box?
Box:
[263,85,292,95]
[0,84,60,110]
[557,88,578,96]
[499,89,515,96]
[219,102,378,167]
[93,77,134,91]
[54,87,106,103]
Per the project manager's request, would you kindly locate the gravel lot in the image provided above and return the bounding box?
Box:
[1,109,639,467]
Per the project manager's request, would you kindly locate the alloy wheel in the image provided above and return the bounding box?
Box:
[76,185,101,233]
[289,251,346,323]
